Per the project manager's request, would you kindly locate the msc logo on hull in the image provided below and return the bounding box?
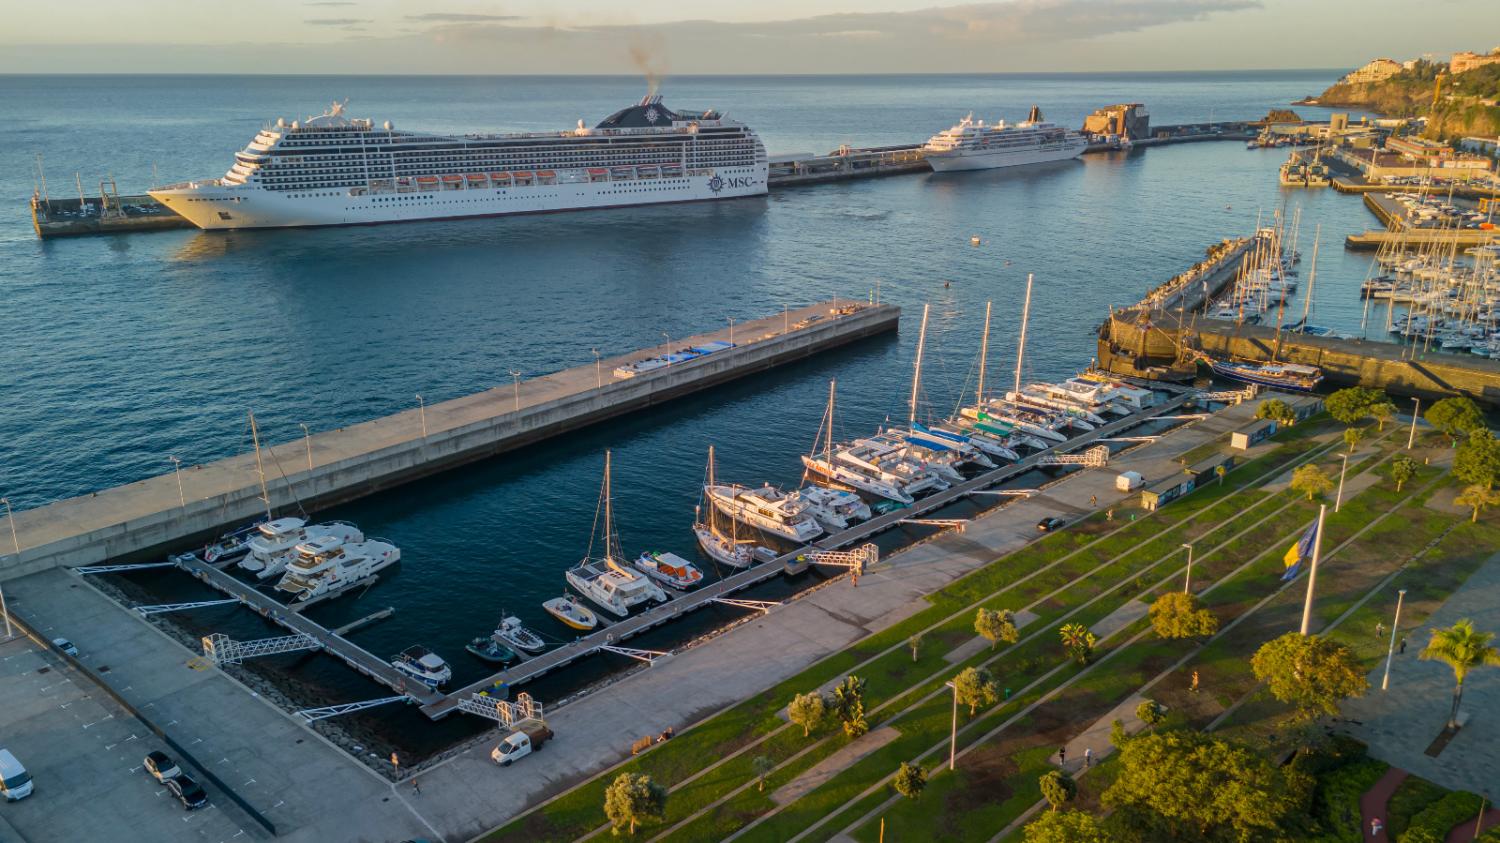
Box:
[708,176,758,194]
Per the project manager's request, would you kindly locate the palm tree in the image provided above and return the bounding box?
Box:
[1454,484,1500,522]
[1420,619,1500,730]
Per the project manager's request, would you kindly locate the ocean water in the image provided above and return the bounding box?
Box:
[0,71,1393,749]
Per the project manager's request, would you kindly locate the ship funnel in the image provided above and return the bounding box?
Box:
[1027,105,1043,123]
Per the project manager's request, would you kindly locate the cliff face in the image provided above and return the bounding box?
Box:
[1314,61,1500,141]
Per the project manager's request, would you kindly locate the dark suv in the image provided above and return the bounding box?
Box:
[165,775,208,810]
[1036,517,1066,533]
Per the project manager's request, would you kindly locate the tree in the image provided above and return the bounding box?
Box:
[952,666,999,716]
[1060,623,1098,665]
[1149,591,1220,640]
[1038,769,1077,811]
[1420,619,1500,730]
[787,691,828,737]
[1369,401,1397,431]
[1454,429,1500,489]
[1109,718,1130,749]
[1023,810,1108,843]
[1325,387,1385,426]
[1136,699,1167,730]
[1426,396,1485,444]
[908,632,923,662]
[604,772,668,836]
[1454,484,1500,522]
[751,755,774,792]
[1343,426,1365,454]
[892,761,926,800]
[1390,454,1418,492]
[1250,632,1369,722]
[832,675,868,738]
[1101,730,1309,841]
[1290,464,1334,500]
[1255,398,1297,426]
[976,608,1019,650]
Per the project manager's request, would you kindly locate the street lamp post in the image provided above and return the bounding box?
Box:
[1,498,18,639]
[300,423,313,471]
[1408,397,1420,449]
[1382,589,1408,691]
[416,394,427,438]
[727,316,735,346]
[167,456,185,508]
[510,371,523,412]
[784,304,790,335]
[944,679,958,771]
[1181,543,1194,593]
[1335,453,1350,513]
[592,348,601,389]
[661,333,672,368]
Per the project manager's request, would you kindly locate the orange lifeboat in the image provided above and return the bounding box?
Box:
[489,172,511,183]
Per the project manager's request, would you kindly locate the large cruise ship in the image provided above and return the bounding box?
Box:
[922,107,1087,173]
[151,95,767,230]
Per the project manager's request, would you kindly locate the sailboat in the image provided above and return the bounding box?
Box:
[801,380,919,504]
[565,451,670,618]
[693,446,759,569]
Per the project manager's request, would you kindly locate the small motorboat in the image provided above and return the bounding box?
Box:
[495,615,547,654]
[464,636,519,665]
[391,645,452,688]
[634,551,705,590]
[542,596,598,631]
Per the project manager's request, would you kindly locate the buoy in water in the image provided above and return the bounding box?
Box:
[970,235,982,246]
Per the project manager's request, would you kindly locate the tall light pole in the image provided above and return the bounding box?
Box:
[415,394,427,437]
[167,456,185,508]
[727,316,735,346]
[1408,397,1421,449]
[1181,543,1194,593]
[1382,589,1407,691]
[1299,505,1327,636]
[592,348,601,389]
[300,423,313,471]
[1,498,18,639]
[661,333,672,368]
[784,304,790,335]
[944,679,958,770]
[1334,453,1350,513]
[509,371,523,412]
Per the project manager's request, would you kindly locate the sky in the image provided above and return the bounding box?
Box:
[1,0,1496,75]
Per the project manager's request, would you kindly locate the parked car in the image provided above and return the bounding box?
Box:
[143,751,181,783]
[52,638,78,657]
[1036,517,1066,533]
[165,775,208,810]
[0,749,34,801]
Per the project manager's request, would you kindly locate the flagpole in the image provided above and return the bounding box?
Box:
[1299,505,1326,636]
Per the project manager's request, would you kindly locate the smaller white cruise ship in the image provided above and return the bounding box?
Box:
[923,107,1087,172]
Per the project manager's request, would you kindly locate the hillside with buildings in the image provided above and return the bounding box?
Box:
[1313,53,1500,141]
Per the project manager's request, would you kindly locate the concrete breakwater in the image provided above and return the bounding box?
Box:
[1,301,899,580]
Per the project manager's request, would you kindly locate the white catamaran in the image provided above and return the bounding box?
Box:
[565,451,669,617]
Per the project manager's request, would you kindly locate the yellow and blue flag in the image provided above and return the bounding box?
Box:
[1281,522,1318,581]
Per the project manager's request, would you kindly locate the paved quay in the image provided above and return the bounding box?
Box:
[2,569,441,843]
[1341,552,1500,804]
[402,396,1272,841]
[2,300,898,579]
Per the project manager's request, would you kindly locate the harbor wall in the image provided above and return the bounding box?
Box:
[0,302,899,581]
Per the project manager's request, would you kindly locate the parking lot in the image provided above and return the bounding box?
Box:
[0,632,255,842]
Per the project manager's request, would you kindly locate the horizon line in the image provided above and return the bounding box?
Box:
[0,67,1346,78]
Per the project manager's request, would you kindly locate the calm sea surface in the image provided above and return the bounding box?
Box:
[0,72,1394,750]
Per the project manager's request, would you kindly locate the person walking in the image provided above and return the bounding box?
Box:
[412,777,421,795]
[1084,747,1092,769]
[1058,746,1067,767]
[1371,816,1383,837]
[1376,622,1385,640]
[1190,670,1200,693]
[1090,495,1097,507]
[1399,636,1408,655]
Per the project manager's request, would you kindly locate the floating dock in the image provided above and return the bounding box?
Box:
[1,301,899,580]
[423,386,1194,718]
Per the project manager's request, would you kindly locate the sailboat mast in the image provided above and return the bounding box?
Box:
[1014,274,1034,396]
[909,304,930,429]
[826,379,836,462]
[1301,224,1321,329]
[604,450,613,558]
[977,300,992,404]
[248,410,273,522]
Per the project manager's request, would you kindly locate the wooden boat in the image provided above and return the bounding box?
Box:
[542,595,598,631]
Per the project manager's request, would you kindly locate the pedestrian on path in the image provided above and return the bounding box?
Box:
[412,777,421,795]
[1058,746,1067,767]
[1371,816,1383,837]
[1376,622,1385,640]
[1084,748,1092,769]
[1107,509,1114,521]
[1190,670,1200,693]
[1090,495,1097,507]
[1400,636,1408,655]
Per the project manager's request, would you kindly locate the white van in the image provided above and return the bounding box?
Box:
[0,749,33,800]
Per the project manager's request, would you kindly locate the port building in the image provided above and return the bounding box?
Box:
[1082,104,1149,140]
[1341,59,1403,84]
[1450,48,1500,75]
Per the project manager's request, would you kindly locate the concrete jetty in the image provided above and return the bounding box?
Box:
[1,301,899,580]
[424,386,1193,718]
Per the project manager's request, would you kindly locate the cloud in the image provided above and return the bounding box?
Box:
[305,17,370,26]
[406,12,521,22]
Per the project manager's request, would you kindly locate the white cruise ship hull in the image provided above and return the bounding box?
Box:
[925,139,1087,173]
[151,167,766,231]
